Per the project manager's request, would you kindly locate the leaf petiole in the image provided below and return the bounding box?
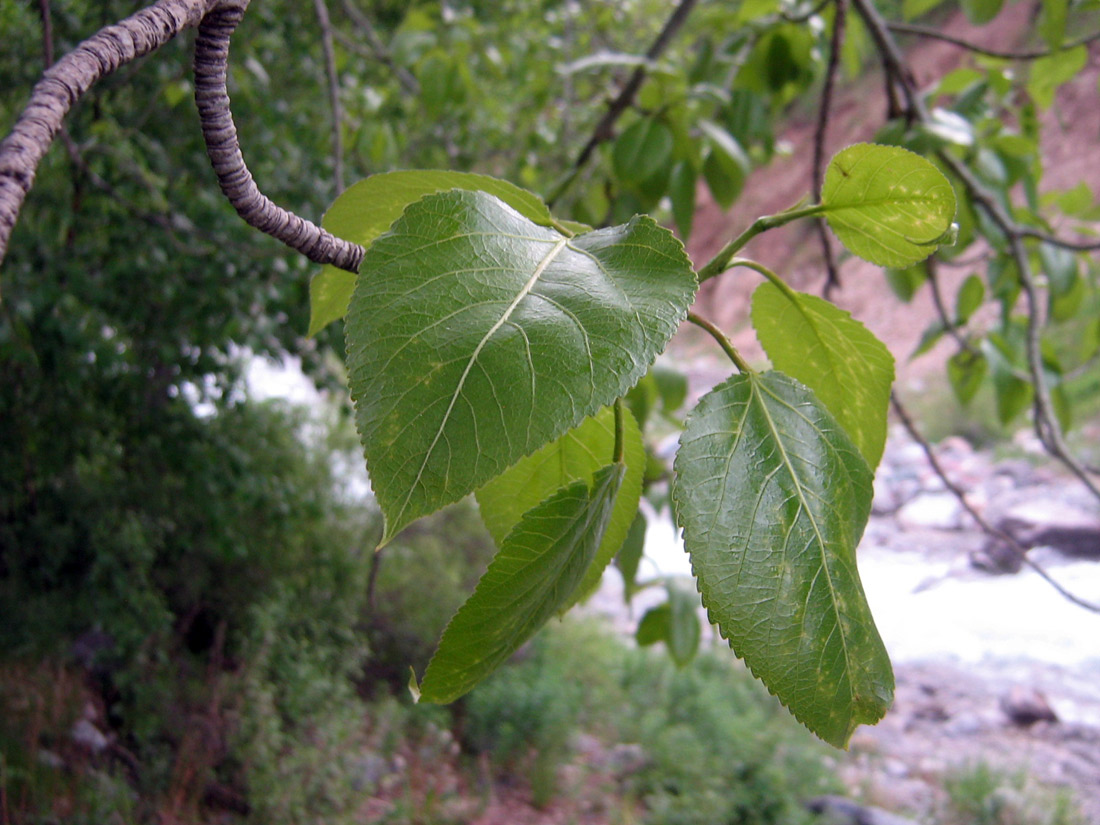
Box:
[697,203,828,282]
[687,312,753,374]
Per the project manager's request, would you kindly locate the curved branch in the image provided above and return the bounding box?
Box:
[193,3,364,272]
[887,20,1100,60]
[0,0,217,268]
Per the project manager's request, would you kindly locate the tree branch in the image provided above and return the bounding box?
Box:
[193,2,364,272]
[339,0,419,95]
[814,0,846,298]
[546,0,700,208]
[891,392,1100,613]
[0,0,221,269]
[887,20,1100,60]
[313,0,344,196]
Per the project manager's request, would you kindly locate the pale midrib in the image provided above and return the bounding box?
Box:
[752,378,857,700]
[392,236,571,531]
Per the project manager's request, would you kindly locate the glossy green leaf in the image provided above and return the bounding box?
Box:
[822,143,957,268]
[751,282,895,468]
[476,406,645,604]
[947,349,987,405]
[673,371,892,748]
[636,603,670,646]
[613,119,674,185]
[701,120,751,209]
[418,463,624,704]
[955,274,985,324]
[347,190,696,542]
[309,171,556,336]
[616,511,647,602]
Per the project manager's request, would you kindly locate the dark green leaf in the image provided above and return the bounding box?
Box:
[751,283,895,468]
[311,171,556,336]
[653,364,689,414]
[700,120,751,209]
[822,144,957,268]
[613,119,674,185]
[347,190,696,542]
[992,364,1033,425]
[947,349,988,404]
[1038,242,1078,298]
[616,511,647,602]
[669,161,697,240]
[912,320,946,358]
[885,263,928,302]
[666,582,702,667]
[418,463,624,704]
[960,0,1004,25]
[636,603,670,646]
[955,274,985,324]
[673,371,892,748]
[476,406,645,605]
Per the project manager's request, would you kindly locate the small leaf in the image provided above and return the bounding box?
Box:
[822,143,957,268]
[947,349,988,405]
[752,282,895,468]
[1038,242,1078,298]
[613,119,674,185]
[476,407,645,605]
[955,274,985,324]
[1038,0,1068,48]
[310,171,556,336]
[960,0,1004,25]
[636,603,670,646]
[347,190,696,542]
[616,511,647,601]
[652,364,689,414]
[673,371,892,748]
[1027,46,1086,109]
[419,464,623,704]
[701,121,751,209]
[666,582,702,667]
[911,320,946,358]
[992,364,1033,425]
[669,161,697,240]
[885,263,928,302]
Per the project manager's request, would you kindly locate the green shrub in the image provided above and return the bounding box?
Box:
[940,762,1084,825]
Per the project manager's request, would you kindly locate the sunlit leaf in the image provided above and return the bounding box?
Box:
[347,190,696,542]
[673,371,892,748]
[418,463,624,704]
[822,143,957,268]
[752,283,895,468]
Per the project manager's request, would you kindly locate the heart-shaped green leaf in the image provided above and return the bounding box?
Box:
[751,282,895,468]
[346,189,696,542]
[672,371,893,748]
[418,463,624,704]
[309,171,557,336]
[822,143,956,268]
[476,406,645,605]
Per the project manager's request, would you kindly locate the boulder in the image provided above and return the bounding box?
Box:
[1000,686,1058,726]
[996,497,1100,559]
[806,795,921,825]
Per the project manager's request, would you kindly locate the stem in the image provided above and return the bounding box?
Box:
[613,397,625,463]
[697,204,827,282]
[687,312,753,373]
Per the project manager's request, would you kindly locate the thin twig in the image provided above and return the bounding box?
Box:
[891,392,1100,613]
[546,0,700,208]
[339,0,419,94]
[887,20,1100,60]
[814,0,846,298]
[313,0,344,195]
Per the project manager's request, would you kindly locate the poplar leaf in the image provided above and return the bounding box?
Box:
[418,463,624,703]
[822,143,956,268]
[673,371,893,748]
[476,406,645,603]
[346,190,696,542]
[310,171,556,336]
[751,283,895,468]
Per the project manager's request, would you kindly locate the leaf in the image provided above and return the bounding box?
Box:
[751,283,895,468]
[992,364,1033,425]
[672,371,893,748]
[652,364,689,414]
[666,582,702,667]
[955,274,985,324]
[911,320,946,358]
[418,463,624,704]
[1038,0,1068,48]
[960,0,1004,25]
[903,0,948,19]
[1038,241,1078,298]
[669,161,697,241]
[1027,46,1086,109]
[636,603,670,646]
[701,120,751,209]
[885,263,928,302]
[947,349,987,405]
[616,511,647,602]
[613,119,674,185]
[822,143,957,268]
[476,406,645,604]
[309,171,556,336]
[347,189,696,542]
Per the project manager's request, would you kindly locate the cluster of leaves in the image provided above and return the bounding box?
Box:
[312,140,957,746]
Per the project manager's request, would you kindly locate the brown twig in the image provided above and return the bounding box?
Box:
[891,392,1100,613]
[887,20,1100,60]
[546,0,700,208]
[313,0,344,195]
[814,0,846,298]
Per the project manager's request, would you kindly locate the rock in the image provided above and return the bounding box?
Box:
[805,795,921,825]
[998,498,1100,559]
[607,743,647,777]
[71,718,110,753]
[897,492,965,530]
[969,538,1023,574]
[1000,686,1058,726]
